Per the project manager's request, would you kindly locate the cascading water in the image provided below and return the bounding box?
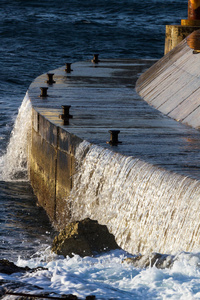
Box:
[0,91,55,263]
[0,92,32,181]
[2,91,200,257]
[70,141,200,255]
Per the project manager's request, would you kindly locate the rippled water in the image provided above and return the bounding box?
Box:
[2,1,200,299]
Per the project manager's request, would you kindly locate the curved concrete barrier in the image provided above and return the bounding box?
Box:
[28,56,200,254]
[136,30,200,130]
[28,59,155,229]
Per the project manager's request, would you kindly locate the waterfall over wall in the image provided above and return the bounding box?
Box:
[0,92,32,181]
[4,55,200,255]
[70,141,200,255]
[2,85,199,256]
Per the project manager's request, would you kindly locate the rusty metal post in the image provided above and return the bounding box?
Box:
[167,0,200,54]
[188,0,200,20]
[187,30,200,52]
[40,87,48,97]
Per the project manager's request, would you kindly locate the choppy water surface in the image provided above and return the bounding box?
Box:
[2,0,200,299]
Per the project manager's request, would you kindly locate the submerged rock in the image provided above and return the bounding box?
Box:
[0,261,96,299]
[123,252,175,269]
[0,259,30,275]
[52,218,119,257]
[0,278,94,299]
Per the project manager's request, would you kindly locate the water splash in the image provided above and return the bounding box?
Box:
[70,141,200,255]
[0,92,32,181]
[5,249,200,300]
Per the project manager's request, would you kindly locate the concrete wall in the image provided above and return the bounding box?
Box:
[136,30,200,130]
[27,53,200,250]
[30,108,82,229]
[27,59,157,231]
[165,25,200,54]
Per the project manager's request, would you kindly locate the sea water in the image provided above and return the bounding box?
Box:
[1,0,200,299]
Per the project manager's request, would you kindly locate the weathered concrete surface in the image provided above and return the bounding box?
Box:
[30,127,57,221]
[28,56,200,229]
[137,30,200,132]
[165,25,200,54]
[30,110,83,226]
[29,59,156,227]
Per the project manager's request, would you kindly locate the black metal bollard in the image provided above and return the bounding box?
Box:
[65,63,73,73]
[46,73,56,84]
[107,130,122,145]
[92,54,99,63]
[40,87,48,97]
[59,105,73,125]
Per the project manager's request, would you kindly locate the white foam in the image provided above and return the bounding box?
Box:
[1,250,200,299]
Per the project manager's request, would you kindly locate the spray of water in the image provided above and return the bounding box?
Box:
[0,92,32,181]
[70,141,200,255]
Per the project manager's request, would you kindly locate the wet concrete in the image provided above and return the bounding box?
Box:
[28,58,200,181]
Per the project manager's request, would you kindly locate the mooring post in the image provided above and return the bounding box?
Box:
[107,130,121,145]
[65,63,72,73]
[40,87,48,97]
[92,54,99,63]
[62,105,73,119]
[46,73,56,84]
[59,105,73,125]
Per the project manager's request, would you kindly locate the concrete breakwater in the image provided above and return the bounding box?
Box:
[28,53,200,254]
[28,58,155,229]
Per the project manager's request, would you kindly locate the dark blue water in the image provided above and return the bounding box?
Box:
[0,0,188,260]
[0,0,187,139]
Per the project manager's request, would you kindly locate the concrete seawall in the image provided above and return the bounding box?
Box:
[27,52,200,254]
[30,108,82,228]
[28,59,155,229]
